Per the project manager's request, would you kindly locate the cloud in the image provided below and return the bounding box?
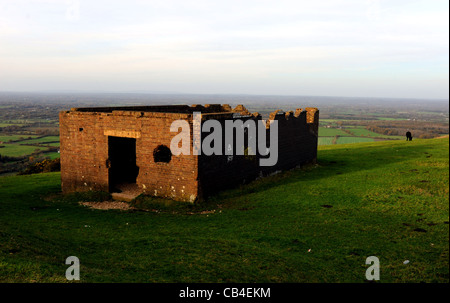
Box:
[0,0,448,98]
[65,0,80,21]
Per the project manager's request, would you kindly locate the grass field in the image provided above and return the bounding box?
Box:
[0,135,59,157]
[319,136,376,146]
[346,128,384,137]
[0,135,39,142]
[0,144,48,157]
[318,127,349,137]
[0,123,26,127]
[346,128,403,139]
[15,136,60,144]
[318,126,402,145]
[43,152,61,159]
[318,137,335,145]
[376,117,409,121]
[43,143,60,147]
[0,138,448,283]
[336,137,376,144]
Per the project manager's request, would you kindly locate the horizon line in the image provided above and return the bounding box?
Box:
[0,90,448,102]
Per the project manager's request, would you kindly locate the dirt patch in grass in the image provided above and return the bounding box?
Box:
[79,201,135,211]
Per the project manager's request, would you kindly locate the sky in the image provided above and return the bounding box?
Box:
[0,0,448,99]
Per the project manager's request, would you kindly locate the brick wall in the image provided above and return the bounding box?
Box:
[59,105,318,202]
[197,108,319,198]
[59,110,199,202]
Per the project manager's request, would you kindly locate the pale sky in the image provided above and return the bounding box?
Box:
[0,0,448,99]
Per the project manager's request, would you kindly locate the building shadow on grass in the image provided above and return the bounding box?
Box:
[206,140,440,203]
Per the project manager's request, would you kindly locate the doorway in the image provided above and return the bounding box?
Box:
[108,136,139,192]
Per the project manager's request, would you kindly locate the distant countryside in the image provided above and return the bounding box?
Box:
[0,92,448,176]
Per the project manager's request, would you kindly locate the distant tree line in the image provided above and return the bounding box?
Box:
[365,121,448,139]
[331,119,448,139]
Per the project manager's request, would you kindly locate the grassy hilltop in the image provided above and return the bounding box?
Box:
[0,138,448,283]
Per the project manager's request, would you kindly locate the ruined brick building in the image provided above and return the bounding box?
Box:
[59,104,319,202]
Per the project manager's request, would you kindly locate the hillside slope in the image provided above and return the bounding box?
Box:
[0,138,448,282]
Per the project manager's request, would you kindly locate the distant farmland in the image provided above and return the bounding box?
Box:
[16,136,60,144]
[0,135,59,158]
[0,135,39,142]
[318,124,403,146]
[318,127,348,137]
[0,144,48,157]
[345,128,404,139]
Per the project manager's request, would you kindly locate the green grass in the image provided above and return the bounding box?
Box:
[0,123,26,127]
[318,127,349,137]
[346,128,383,137]
[0,138,448,283]
[336,137,376,144]
[16,136,60,144]
[44,152,61,160]
[319,119,339,126]
[318,137,335,145]
[319,127,349,137]
[346,128,403,139]
[0,135,39,142]
[376,117,408,121]
[44,143,60,147]
[5,119,56,123]
[0,144,48,157]
[320,136,386,145]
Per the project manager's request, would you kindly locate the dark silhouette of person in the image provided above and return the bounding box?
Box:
[406,131,412,141]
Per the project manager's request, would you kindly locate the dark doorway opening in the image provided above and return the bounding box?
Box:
[108,136,139,192]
